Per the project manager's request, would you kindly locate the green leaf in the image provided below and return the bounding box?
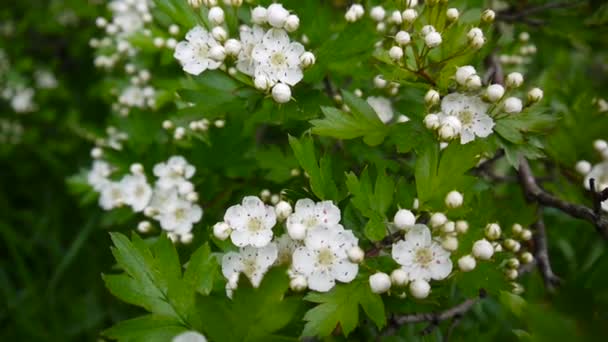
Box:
[102,314,186,342]
[302,279,386,338]
[183,243,217,296]
[415,141,440,205]
[499,291,527,317]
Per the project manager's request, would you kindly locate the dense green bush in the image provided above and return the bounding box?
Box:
[1,0,608,341]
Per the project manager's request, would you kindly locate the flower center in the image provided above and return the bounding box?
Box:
[304,217,318,228]
[415,247,434,266]
[196,44,209,59]
[247,218,264,232]
[458,110,474,126]
[111,188,122,200]
[317,248,335,266]
[242,258,257,276]
[174,208,186,221]
[135,185,146,197]
[270,52,287,67]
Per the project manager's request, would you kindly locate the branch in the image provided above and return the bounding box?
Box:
[532,212,561,291]
[366,230,402,257]
[517,158,608,240]
[392,289,487,335]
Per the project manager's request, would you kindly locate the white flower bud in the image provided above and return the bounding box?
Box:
[594,139,608,152]
[162,120,174,130]
[506,72,524,88]
[186,192,199,202]
[394,209,416,229]
[528,88,543,103]
[519,32,530,42]
[405,0,419,7]
[575,160,592,175]
[390,11,403,24]
[485,223,501,240]
[347,246,365,263]
[254,75,273,91]
[467,27,484,40]
[287,222,306,240]
[267,3,289,28]
[446,8,459,21]
[345,5,364,22]
[369,272,391,294]
[390,269,408,287]
[413,198,419,210]
[504,238,521,252]
[376,22,386,33]
[455,66,477,85]
[409,279,430,299]
[270,194,280,205]
[512,223,523,235]
[275,201,293,221]
[208,6,225,26]
[167,233,179,243]
[211,26,227,41]
[374,75,388,88]
[395,31,411,46]
[520,229,532,241]
[504,97,523,114]
[91,147,103,159]
[153,37,165,48]
[180,233,194,244]
[429,212,448,228]
[169,24,180,36]
[397,115,410,123]
[486,84,505,102]
[442,221,455,233]
[465,75,482,90]
[472,239,494,260]
[470,36,485,49]
[166,38,178,49]
[505,269,518,280]
[442,236,458,251]
[228,0,243,7]
[482,9,495,23]
[130,163,144,175]
[137,221,152,233]
[174,127,186,140]
[520,252,534,264]
[213,222,231,240]
[251,6,267,25]
[438,116,462,140]
[492,241,503,253]
[272,83,291,103]
[209,45,226,61]
[424,113,440,130]
[458,255,476,272]
[425,89,440,106]
[389,46,404,61]
[224,39,242,56]
[507,258,520,269]
[284,15,300,32]
[402,9,418,23]
[144,207,158,217]
[290,275,307,291]
[424,31,442,48]
[456,220,469,234]
[260,189,271,201]
[370,6,386,21]
[421,25,435,36]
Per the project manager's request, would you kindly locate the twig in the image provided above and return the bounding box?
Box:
[391,289,487,335]
[366,231,402,257]
[517,158,608,240]
[532,212,561,291]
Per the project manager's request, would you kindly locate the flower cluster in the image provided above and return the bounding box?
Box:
[423,66,543,144]
[499,31,538,70]
[174,2,315,103]
[87,155,203,243]
[217,197,363,294]
[576,140,608,212]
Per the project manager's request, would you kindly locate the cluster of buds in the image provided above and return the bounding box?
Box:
[161,117,226,141]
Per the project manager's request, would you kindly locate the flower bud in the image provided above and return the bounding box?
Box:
[287,222,306,240]
[504,238,521,252]
[505,269,518,280]
[492,241,503,252]
[208,7,225,26]
[347,246,365,263]
[511,223,523,235]
[445,190,464,208]
[458,255,476,272]
[472,239,494,260]
[425,89,440,106]
[429,212,448,228]
[284,15,300,32]
[507,258,520,269]
[470,36,485,49]
[91,147,103,159]
[421,25,436,36]
[456,220,469,234]
[438,116,462,140]
[394,209,416,230]
[442,221,456,234]
[402,9,418,23]
[390,269,409,286]
[290,275,308,291]
[424,31,442,48]
[594,139,608,152]
[275,201,292,221]
[209,45,226,61]
[455,66,476,86]
[390,10,403,24]
[482,9,495,23]
[409,279,430,299]
[405,0,418,7]
[446,8,459,22]
[486,84,505,102]
[506,72,524,88]
[369,272,391,293]
[424,113,440,130]
[299,51,316,68]
[528,88,543,103]
[519,32,530,42]
[520,229,532,241]
[575,160,592,175]
[137,221,152,233]
[180,233,194,244]
[272,83,291,103]
[251,6,267,25]
[465,75,482,90]
[211,26,227,42]
[267,3,289,28]
[254,75,273,91]
[485,223,501,240]
[520,252,534,264]
[224,39,242,56]
[442,236,459,251]
[467,27,484,40]
[389,46,404,61]
[504,97,523,114]
[370,6,386,21]
[395,31,411,45]
[374,75,388,88]
[213,222,231,240]
[511,282,524,295]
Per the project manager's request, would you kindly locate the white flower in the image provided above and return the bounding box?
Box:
[267,3,289,28]
[275,234,299,265]
[445,190,463,208]
[99,182,126,210]
[402,9,418,23]
[504,97,523,114]
[439,93,494,144]
[370,6,386,21]
[286,198,341,236]
[409,279,430,299]
[367,96,394,123]
[252,28,305,86]
[506,72,524,88]
[391,225,453,282]
[584,162,608,212]
[153,156,195,190]
[472,239,494,260]
[292,225,359,292]
[236,25,265,76]
[424,31,442,48]
[394,209,416,230]
[35,70,58,89]
[458,255,476,272]
[174,26,222,76]
[455,66,477,85]
[208,6,225,26]
[172,331,207,342]
[224,196,276,247]
[222,243,278,287]
[88,160,113,191]
[395,31,411,45]
[251,6,267,25]
[486,84,505,102]
[369,272,391,293]
[159,195,203,235]
[121,174,152,212]
[11,87,36,113]
[272,83,291,103]
[345,4,364,22]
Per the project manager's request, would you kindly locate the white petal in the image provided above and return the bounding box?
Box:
[460,129,476,144]
[249,228,273,248]
[332,259,358,282]
[429,257,453,280]
[230,230,252,247]
[308,270,336,292]
[292,247,315,275]
[221,252,243,279]
[224,205,246,229]
[304,226,332,250]
[405,224,432,247]
[472,114,494,137]
[281,68,303,86]
[174,42,194,62]
[315,201,341,226]
[263,28,290,51]
[256,243,278,268]
[183,61,207,76]
[392,240,415,266]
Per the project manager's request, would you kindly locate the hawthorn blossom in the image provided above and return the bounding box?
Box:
[274,233,299,265]
[286,198,341,239]
[252,28,305,86]
[438,93,494,144]
[158,194,203,235]
[99,181,126,210]
[391,224,453,282]
[236,25,265,76]
[121,174,153,212]
[292,225,359,292]
[87,160,113,191]
[584,161,608,212]
[174,26,222,76]
[222,243,278,287]
[224,196,277,247]
[153,156,195,191]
